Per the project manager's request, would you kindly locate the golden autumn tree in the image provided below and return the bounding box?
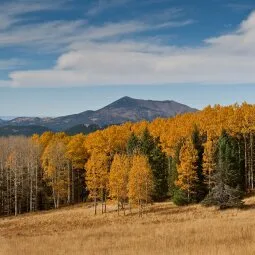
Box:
[42,135,70,208]
[39,131,54,151]
[203,138,217,191]
[128,154,154,216]
[66,134,88,203]
[176,138,198,202]
[109,154,130,215]
[85,152,109,215]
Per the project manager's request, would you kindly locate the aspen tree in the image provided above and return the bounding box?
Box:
[203,138,217,191]
[42,137,69,208]
[85,152,109,215]
[109,154,130,215]
[66,134,87,203]
[176,138,198,202]
[128,154,154,216]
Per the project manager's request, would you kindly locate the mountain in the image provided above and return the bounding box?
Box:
[0,119,5,125]
[65,124,101,136]
[0,125,50,137]
[0,116,17,121]
[6,97,197,131]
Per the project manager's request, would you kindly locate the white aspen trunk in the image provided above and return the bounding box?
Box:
[29,163,33,212]
[14,167,18,216]
[250,133,254,190]
[72,164,74,204]
[35,164,38,211]
[244,135,249,190]
[67,164,71,204]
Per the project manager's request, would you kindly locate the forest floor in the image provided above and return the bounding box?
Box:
[1,197,255,255]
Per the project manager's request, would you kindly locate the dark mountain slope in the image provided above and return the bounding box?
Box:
[6,97,197,131]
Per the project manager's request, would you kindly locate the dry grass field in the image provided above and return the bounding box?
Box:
[1,198,255,255]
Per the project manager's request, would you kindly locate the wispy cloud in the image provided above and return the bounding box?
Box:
[0,0,67,30]
[0,0,198,87]
[7,11,255,87]
[0,11,193,52]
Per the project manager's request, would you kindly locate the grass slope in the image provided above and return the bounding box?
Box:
[1,198,255,255]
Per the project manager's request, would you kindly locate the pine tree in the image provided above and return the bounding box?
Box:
[202,131,244,209]
[168,142,181,197]
[191,126,207,201]
[127,129,169,201]
[126,132,140,155]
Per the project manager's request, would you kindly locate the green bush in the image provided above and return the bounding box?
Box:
[172,189,189,206]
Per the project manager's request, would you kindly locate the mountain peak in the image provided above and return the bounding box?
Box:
[3,97,197,132]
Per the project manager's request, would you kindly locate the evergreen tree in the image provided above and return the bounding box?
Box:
[126,132,140,155]
[168,142,181,197]
[202,131,244,209]
[217,131,243,188]
[127,129,169,201]
[191,126,207,201]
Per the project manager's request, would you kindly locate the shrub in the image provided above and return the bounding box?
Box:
[172,189,189,206]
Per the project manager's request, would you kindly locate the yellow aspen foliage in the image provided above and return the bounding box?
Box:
[109,154,130,208]
[84,125,131,157]
[42,138,69,208]
[66,134,87,169]
[128,154,154,206]
[203,138,217,189]
[176,139,198,201]
[85,152,109,214]
[39,131,54,150]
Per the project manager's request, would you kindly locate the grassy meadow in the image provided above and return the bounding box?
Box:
[1,197,255,255]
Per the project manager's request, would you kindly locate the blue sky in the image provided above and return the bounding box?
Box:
[1,0,255,116]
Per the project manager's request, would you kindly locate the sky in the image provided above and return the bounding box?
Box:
[1,0,255,117]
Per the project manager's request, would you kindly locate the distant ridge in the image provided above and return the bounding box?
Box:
[0,125,50,137]
[2,97,197,132]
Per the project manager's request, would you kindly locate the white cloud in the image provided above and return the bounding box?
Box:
[10,70,88,87]
[6,11,255,87]
[0,16,192,52]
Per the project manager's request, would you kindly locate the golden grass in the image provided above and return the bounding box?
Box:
[1,198,255,255]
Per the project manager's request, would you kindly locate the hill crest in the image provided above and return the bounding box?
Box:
[3,97,197,131]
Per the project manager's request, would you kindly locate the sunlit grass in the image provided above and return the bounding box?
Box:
[1,198,255,255]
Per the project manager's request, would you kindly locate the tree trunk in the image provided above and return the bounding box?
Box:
[14,168,18,216]
[250,133,254,190]
[244,135,248,190]
[94,196,97,215]
[117,197,119,216]
[72,165,74,204]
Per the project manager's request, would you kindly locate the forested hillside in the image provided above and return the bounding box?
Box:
[0,103,254,216]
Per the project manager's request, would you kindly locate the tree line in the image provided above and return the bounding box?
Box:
[1,102,255,216]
